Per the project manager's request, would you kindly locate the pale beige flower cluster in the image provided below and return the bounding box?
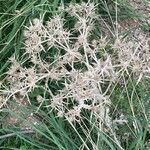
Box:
[0,2,149,128]
[113,33,150,82]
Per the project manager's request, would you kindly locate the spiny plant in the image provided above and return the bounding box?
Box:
[0,0,150,149]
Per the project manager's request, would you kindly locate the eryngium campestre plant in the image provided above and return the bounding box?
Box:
[0,1,149,131]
